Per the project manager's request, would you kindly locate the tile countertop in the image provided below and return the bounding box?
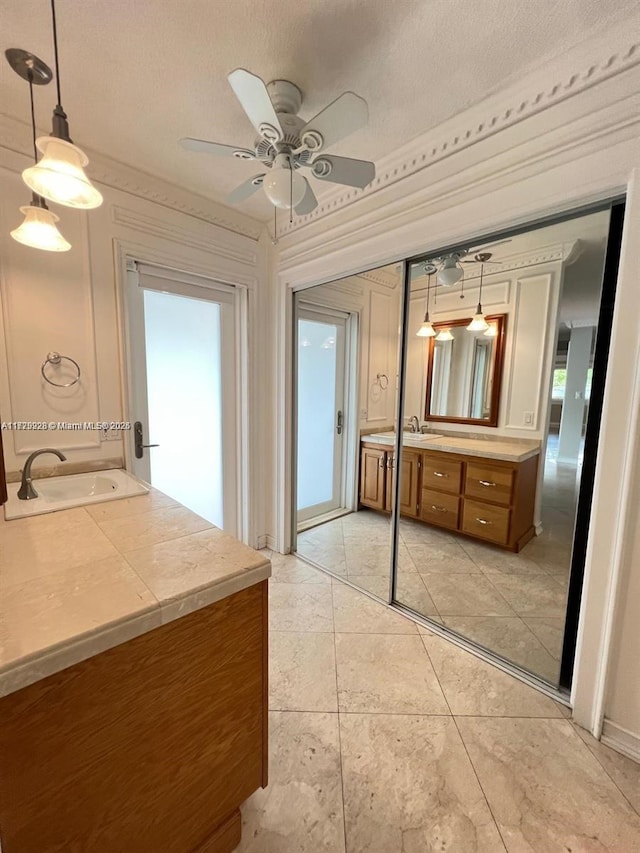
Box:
[362,432,541,463]
[0,488,271,699]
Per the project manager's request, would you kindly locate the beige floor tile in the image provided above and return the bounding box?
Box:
[573,725,640,815]
[345,573,389,599]
[489,573,568,617]
[339,714,505,852]
[398,518,457,546]
[422,633,563,717]
[335,633,448,714]
[269,584,334,632]
[457,717,640,851]
[393,572,441,619]
[269,553,331,584]
[522,616,565,661]
[332,583,417,634]
[443,615,560,683]
[269,632,337,712]
[407,541,482,573]
[295,541,348,576]
[461,540,546,576]
[422,573,515,617]
[237,711,345,853]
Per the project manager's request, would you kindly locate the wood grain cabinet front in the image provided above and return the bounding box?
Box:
[359,442,539,552]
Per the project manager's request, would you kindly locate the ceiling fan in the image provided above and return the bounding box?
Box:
[180,69,375,218]
[425,239,511,285]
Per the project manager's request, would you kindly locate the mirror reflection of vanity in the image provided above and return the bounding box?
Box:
[425,315,506,426]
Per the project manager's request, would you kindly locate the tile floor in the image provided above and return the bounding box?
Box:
[297,435,581,684]
[235,553,640,852]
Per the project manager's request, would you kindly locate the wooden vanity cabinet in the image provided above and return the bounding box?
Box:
[360,442,538,552]
[360,444,420,518]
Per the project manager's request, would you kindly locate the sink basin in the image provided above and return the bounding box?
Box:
[405,433,443,442]
[4,469,149,520]
[365,431,442,443]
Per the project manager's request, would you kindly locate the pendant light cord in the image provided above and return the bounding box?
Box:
[477,263,484,313]
[289,157,293,224]
[51,0,63,107]
[425,272,431,319]
[28,74,38,163]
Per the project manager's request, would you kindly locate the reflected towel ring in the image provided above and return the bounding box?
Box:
[41,352,81,387]
[376,373,389,390]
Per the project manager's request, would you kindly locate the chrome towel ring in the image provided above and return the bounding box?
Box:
[41,352,81,388]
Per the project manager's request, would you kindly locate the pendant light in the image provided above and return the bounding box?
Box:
[6,49,71,252]
[484,323,498,338]
[416,271,437,337]
[22,0,103,210]
[435,328,454,342]
[467,261,489,332]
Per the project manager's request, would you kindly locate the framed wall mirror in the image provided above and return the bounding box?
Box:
[424,314,506,426]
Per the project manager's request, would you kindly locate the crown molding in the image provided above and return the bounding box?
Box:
[0,112,265,242]
[276,21,640,240]
[357,265,401,290]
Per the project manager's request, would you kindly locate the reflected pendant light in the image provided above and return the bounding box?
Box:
[6,49,71,252]
[467,261,489,332]
[416,271,437,337]
[435,328,454,341]
[437,255,464,286]
[22,0,103,209]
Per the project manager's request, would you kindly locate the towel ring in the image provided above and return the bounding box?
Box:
[41,352,81,388]
[376,373,389,390]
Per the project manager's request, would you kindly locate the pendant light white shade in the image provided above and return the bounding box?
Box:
[435,328,454,341]
[22,137,103,209]
[11,203,71,252]
[417,319,437,337]
[467,312,490,332]
[484,323,498,337]
[263,153,306,209]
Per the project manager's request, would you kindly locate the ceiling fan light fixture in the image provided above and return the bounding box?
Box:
[11,198,71,252]
[23,136,103,209]
[263,153,306,209]
[437,257,464,286]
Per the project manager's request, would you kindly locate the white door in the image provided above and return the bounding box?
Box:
[296,306,347,525]
[125,262,239,534]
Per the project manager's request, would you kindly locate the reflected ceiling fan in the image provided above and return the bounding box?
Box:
[425,239,511,286]
[180,69,375,218]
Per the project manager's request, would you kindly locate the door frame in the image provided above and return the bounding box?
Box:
[115,247,248,540]
[292,297,360,539]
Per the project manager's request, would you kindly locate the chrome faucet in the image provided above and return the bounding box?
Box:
[17,448,67,500]
[408,415,420,433]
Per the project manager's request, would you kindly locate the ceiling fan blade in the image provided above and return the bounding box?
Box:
[461,238,512,258]
[180,138,255,159]
[295,178,318,215]
[226,174,266,205]
[300,92,369,152]
[227,68,283,140]
[310,154,375,189]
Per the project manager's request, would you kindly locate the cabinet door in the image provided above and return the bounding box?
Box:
[360,446,386,510]
[398,450,420,518]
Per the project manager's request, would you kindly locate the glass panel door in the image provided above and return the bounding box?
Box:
[296,308,346,524]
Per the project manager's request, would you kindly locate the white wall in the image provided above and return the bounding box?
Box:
[0,118,268,545]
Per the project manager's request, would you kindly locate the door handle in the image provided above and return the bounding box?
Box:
[134,421,159,459]
[336,410,343,435]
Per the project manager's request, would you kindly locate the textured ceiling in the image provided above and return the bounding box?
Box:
[1,1,635,220]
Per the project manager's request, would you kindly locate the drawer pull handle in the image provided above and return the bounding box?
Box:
[475,517,493,526]
[378,456,385,469]
[431,505,447,513]
[433,471,448,478]
[478,480,496,487]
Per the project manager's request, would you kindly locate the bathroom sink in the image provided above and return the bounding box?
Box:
[365,431,442,444]
[405,433,443,442]
[4,469,149,520]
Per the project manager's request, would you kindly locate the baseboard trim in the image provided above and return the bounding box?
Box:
[601,719,640,763]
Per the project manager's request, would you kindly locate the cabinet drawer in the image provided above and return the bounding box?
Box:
[422,455,462,494]
[464,463,514,506]
[462,499,510,545]
[420,489,460,530]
